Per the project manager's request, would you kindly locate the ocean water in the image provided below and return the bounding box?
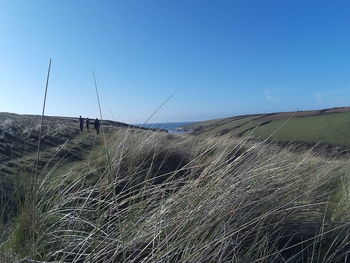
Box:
[135,122,194,132]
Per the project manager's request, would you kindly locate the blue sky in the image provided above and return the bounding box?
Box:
[1,0,350,123]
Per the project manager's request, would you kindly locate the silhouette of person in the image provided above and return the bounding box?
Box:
[79,116,84,132]
[86,118,90,132]
[94,118,100,134]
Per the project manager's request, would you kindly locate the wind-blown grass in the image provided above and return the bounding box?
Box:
[1,128,350,262]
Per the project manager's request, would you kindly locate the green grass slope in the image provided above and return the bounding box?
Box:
[254,112,350,146]
[186,116,262,136]
[185,107,350,147]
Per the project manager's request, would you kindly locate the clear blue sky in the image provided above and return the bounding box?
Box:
[1,0,350,123]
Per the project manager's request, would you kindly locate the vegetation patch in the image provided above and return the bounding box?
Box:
[253,112,350,147]
[0,113,349,262]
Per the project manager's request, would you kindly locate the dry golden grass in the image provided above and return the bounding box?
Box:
[1,128,349,262]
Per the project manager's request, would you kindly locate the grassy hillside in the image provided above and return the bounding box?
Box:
[0,112,349,262]
[184,107,350,148]
[0,123,348,262]
[253,112,350,146]
[0,113,135,224]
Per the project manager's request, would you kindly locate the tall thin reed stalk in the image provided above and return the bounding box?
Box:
[32,58,51,258]
[143,91,177,125]
[92,70,111,173]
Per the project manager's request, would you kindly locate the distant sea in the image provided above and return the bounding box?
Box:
[135,122,195,133]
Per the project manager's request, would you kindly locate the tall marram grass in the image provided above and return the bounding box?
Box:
[3,128,350,262]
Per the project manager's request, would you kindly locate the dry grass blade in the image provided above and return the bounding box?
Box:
[32,58,52,258]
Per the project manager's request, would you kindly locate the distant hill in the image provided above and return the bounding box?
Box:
[183,107,350,147]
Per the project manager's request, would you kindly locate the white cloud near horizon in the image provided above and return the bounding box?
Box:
[313,87,350,106]
[313,92,323,103]
[264,89,281,102]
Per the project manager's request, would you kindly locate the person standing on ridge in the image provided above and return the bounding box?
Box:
[94,118,100,135]
[79,115,84,132]
[86,118,90,132]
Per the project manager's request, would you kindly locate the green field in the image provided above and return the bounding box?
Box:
[253,112,350,146]
[185,107,350,147]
